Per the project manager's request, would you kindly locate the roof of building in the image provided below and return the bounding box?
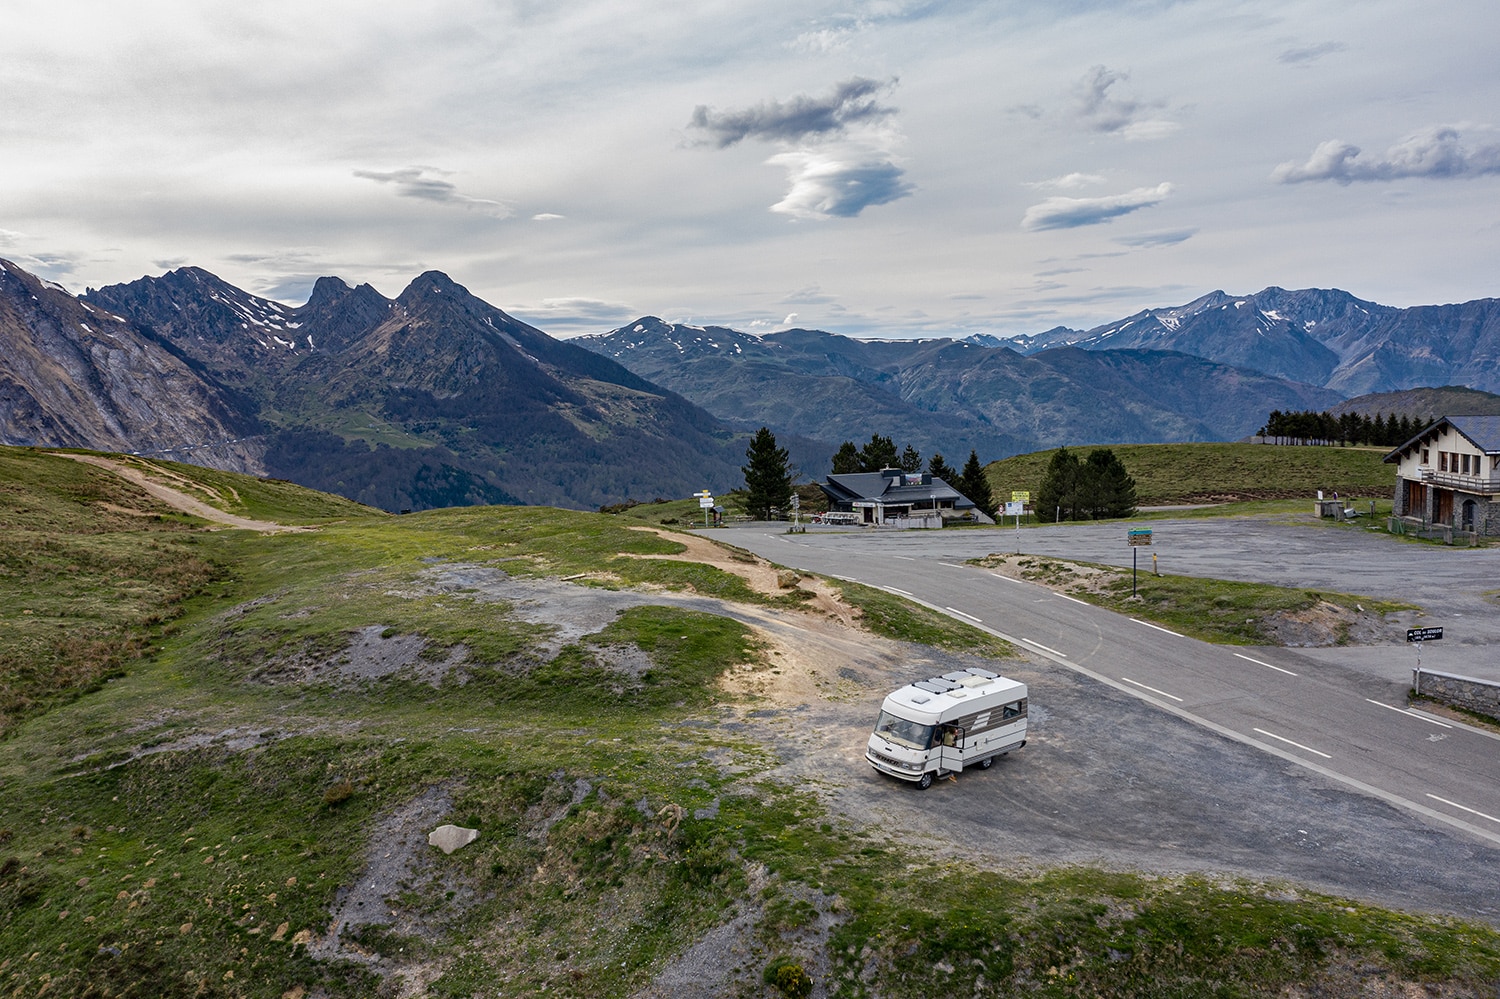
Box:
[1385,415,1500,463]
[822,470,975,508]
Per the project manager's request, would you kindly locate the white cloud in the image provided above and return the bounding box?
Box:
[767,149,914,220]
[354,167,512,217]
[1028,172,1107,190]
[1072,65,1176,140]
[1021,184,1173,231]
[1272,126,1500,184]
[532,213,566,221]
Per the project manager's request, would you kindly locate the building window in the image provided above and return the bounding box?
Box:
[1422,448,1429,464]
[1440,452,1448,472]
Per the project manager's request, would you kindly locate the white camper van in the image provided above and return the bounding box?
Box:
[866,667,1027,789]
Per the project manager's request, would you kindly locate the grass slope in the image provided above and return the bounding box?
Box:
[2,447,1497,998]
[985,442,1392,507]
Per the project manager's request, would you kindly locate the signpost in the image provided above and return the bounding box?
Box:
[1407,626,1443,689]
[1009,491,1030,551]
[1127,528,1152,596]
[694,489,714,527]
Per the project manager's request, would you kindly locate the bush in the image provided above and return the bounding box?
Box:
[763,956,813,999]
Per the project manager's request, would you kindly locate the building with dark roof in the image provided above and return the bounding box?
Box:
[818,468,991,527]
[1385,415,1500,536]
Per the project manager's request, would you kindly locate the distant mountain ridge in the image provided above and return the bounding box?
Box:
[1002,287,1500,397]
[575,318,1343,460]
[1,258,749,511]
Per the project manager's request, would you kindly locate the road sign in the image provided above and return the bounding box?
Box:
[1010,490,1030,503]
[1128,528,1152,546]
[698,496,715,509]
[1406,627,1443,643]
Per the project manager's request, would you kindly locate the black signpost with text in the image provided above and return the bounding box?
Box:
[1128,528,1152,596]
[1407,626,1443,693]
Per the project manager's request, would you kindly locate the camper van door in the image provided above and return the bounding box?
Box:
[937,725,965,774]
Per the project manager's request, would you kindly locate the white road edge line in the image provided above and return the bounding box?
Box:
[940,562,967,569]
[1365,699,1452,728]
[1052,591,1089,606]
[989,573,1020,583]
[1131,618,1184,637]
[884,586,913,597]
[1427,794,1500,825]
[945,606,982,623]
[892,555,915,561]
[868,588,1500,848]
[1253,728,1332,759]
[1234,652,1298,676]
[1120,676,1184,702]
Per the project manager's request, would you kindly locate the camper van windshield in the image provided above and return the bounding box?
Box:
[873,710,934,750]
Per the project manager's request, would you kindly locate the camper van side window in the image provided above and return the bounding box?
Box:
[1001,699,1028,720]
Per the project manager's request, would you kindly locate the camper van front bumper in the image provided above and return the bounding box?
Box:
[867,749,925,780]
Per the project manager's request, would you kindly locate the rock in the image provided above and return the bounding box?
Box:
[428,824,479,854]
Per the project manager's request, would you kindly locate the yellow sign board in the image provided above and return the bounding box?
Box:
[1010,491,1030,503]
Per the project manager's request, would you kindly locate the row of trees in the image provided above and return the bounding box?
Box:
[829,434,997,518]
[1035,447,1138,521]
[1260,409,1428,447]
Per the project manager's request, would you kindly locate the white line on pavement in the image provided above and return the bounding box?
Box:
[1234,652,1298,676]
[1052,592,1089,606]
[1121,677,1184,702]
[1427,794,1500,825]
[945,606,982,623]
[1131,618,1184,637]
[1253,728,1331,759]
[989,573,1020,583]
[1020,638,1067,658]
[885,586,913,596]
[1365,699,1452,728]
[893,555,915,561]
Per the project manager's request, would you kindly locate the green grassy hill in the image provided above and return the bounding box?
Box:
[2,446,1496,997]
[985,441,1393,507]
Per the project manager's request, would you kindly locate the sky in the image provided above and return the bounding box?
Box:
[3,0,1500,339]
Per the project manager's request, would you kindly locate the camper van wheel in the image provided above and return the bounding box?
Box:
[916,771,934,790]
[978,755,994,770]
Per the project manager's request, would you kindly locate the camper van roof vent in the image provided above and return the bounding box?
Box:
[910,695,930,704]
[958,675,993,688]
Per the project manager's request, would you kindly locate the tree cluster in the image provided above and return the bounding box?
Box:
[1259,409,1428,447]
[1035,447,1137,522]
[829,435,997,518]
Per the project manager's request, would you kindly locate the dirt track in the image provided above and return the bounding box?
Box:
[55,452,311,533]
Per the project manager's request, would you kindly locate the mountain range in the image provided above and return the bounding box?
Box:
[1,259,748,510]
[4,255,1496,510]
[994,287,1500,397]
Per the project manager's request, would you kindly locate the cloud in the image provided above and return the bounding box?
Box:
[1272,126,1500,184]
[0,228,24,247]
[1027,172,1106,190]
[152,256,189,270]
[1021,183,1173,231]
[780,284,836,305]
[354,167,512,217]
[1277,41,1345,65]
[531,213,565,221]
[1073,65,1177,140]
[1114,227,1197,247]
[767,151,914,219]
[688,77,896,148]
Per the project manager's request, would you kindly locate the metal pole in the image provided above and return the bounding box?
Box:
[1133,547,1138,597]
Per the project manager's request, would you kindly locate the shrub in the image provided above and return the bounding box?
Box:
[763,956,813,999]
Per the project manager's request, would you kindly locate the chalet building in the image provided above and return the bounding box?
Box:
[819,468,991,527]
[1385,415,1500,536]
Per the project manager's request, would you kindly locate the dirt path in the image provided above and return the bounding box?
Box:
[54,452,311,534]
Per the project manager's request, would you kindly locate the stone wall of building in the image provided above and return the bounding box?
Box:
[1413,668,1500,719]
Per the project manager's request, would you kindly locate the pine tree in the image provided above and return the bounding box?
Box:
[958,450,997,518]
[1085,448,1137,518]
[858,434,899,472]
[899,444,923,473]
[743,427,793,520]
[927,452,956,484]
[831,441,862,474]
[1036,447,1081,522]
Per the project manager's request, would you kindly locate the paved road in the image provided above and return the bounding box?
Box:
[702,521,1500,863]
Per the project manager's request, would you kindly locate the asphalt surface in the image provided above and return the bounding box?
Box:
[699,517,1500,922]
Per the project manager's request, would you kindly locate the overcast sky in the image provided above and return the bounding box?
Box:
[4,0,1499,338]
